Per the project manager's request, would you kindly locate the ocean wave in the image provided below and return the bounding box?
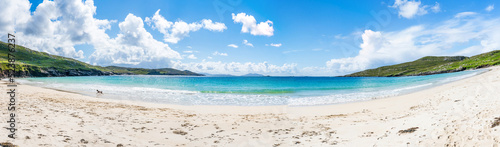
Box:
[200,89,295,94]
[435,71,479,84]
[287,90,399,106]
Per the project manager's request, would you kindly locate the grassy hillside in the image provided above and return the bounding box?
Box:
[0,41,202,77]
[345,50,500,77]
[0,41,107,72]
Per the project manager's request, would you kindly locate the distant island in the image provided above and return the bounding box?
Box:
[344,50,500,77]
[240,73,266,77]
[200,73,270,77]
[0,41,203,78]
[200,73,236,77]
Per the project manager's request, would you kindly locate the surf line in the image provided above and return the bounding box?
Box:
[6,33,17,139]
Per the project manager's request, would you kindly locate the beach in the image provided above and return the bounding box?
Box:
[0,66,499,146]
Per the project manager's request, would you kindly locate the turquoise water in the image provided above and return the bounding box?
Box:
[20,69,486,106]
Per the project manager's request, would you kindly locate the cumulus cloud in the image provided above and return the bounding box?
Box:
[325,13,500,75]
[145,9,226,44]
[89,13,181,67]
[187,54,197,59]
[0,0,119,59]
[0,0,184,67]
[391,0,440,19]
[232,13,274,36]
[227,44,238,48]
[212,51,228,56]
[486,5,494,12]
[172,61,297,76]
[201,19,226,31]
[144,9,172,35]
[0,0,30,33]
[242,40,253,47]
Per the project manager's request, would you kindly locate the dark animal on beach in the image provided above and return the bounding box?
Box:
[96,90,103,94]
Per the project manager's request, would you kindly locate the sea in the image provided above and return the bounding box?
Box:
[19,69,487,106]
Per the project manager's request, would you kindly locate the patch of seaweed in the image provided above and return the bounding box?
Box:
[0,142,18,147]
[492,117,500,128]
[398,127,419,134]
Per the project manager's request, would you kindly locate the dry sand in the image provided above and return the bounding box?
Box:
[1,66,500,146]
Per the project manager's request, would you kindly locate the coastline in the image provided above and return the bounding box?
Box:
[1,66,499,146]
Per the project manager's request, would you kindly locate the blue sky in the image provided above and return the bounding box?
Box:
[1,0,499,76]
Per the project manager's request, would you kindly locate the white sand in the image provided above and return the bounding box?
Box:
[1,66,500,146]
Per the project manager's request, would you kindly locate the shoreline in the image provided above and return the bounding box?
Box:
[4,67,494,115]
[17,68,488,108]
[1,66,499,146]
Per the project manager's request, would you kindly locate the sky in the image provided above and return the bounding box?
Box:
[0,0,499,76]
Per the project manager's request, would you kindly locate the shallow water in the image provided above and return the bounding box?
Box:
[20,69,487,106]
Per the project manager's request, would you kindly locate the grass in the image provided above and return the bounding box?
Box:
[345,50,500,77]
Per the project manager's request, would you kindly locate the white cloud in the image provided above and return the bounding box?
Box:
[212,51,228,56]
[227,44,238,48]
[164,20,202,44]
[201,19,227,31]
[232,13,274,36]
[325,13,500,75]
[89,13,181,67]
[0,0,181,67]
[144,9,172,35]
[269,43,282,47]
[187,54,197,59]
[145,9,226,44]
[0,0,30,34]
[455,12,477,18]
[172,61,297,76]
[486,5,494,12]
[1,1,240,68]
[0,0,116,59]
[242,39,253,47]
[431,2,440,13]
[391,0,440,19]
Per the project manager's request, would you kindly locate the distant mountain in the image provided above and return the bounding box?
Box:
[0,41,203,77]
[344,50,500,77]
[200,73,236,77]
[241,73,266,77]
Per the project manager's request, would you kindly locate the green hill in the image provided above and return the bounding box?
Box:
[344,50,500,77]
[0,41,203,77]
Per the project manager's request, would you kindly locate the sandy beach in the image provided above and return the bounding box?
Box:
[0,66,499,146]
